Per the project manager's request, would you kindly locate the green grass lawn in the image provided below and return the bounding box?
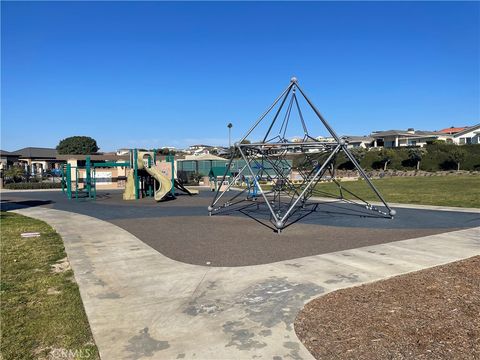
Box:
[0,212,99,360]
[313,175,479,208]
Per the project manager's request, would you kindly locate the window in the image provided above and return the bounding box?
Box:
[459,138,465,145]
[466,137,472,144]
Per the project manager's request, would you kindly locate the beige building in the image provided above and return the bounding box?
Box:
[56,154,130,190]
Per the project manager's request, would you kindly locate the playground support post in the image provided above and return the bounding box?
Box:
[75,168,79,200]
[168,155,175,196]
[92,167,97,200]
[86,156,92,198]
[61,166,65,194]
[66,164,72,199]
[133,149,139,200]
[145,152,153,198]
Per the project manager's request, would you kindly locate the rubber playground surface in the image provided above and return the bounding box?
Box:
[2,189,479,266]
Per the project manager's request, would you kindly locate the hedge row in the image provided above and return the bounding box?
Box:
[3,182,63,190]
[292,144,480,172]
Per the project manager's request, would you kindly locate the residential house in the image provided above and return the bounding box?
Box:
[343,136,374,149]
[315,136,336,143]
[0,150,20,170]
[438,126,469,135]
[10,147,62,174]
[187,144,214,156]
[452,124,480,145]
[370,129,452,148]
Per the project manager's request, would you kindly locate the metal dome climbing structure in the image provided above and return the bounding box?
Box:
[208,77,395,232]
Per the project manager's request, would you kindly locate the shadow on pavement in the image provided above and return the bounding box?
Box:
[0,199,54,211]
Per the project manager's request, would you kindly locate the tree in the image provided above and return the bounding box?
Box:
[350,147,367,162]
[448,147,467,171]
[225,139,251,158]
[408,148,427,170]
[56,136,99,155]
[157,148,175,156]
[379,149,396,171]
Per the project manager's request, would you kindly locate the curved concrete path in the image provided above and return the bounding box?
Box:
[13,207,480,360]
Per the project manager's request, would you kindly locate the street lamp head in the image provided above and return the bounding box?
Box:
[227,123,233,129]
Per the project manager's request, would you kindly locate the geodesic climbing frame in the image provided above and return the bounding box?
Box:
[208,77,395,232]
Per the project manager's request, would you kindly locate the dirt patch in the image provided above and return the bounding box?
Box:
[295,256,480,359]
[51,257,71,273]
[47,287,62,295]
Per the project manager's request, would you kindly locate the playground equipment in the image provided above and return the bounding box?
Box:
[208,77,395,233]
[61,156,101,200]
[123,150,198,200]
[123,150,171,201]
[245,176,259,199]
[61,149,198,201]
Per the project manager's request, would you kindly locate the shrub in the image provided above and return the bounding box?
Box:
[290,144,480,172]
[186,172,201,185]
[3,166,25,183]
[4,182,62,190]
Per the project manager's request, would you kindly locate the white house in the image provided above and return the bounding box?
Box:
[370,129,453,148]
[343,136,374,149]
[452,124,480,145]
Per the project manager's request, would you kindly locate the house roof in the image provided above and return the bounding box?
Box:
[371,130,444,138]
[343,136,374,143]
[438,126,468,134]
[181,153,227,161]
[453,124,480,137]
[11,147,58,159]
[189,144,213,148]
[0,150,20,157]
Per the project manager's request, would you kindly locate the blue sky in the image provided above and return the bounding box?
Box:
[2,1,479,151]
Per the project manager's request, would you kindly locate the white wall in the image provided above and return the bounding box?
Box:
[453,128,480,145]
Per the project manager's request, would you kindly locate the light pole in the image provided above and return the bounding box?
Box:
[227,123,233,148]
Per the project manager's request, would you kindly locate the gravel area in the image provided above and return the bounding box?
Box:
[295,256,480,359]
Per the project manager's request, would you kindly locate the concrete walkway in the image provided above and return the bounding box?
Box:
[13,207,480,360]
